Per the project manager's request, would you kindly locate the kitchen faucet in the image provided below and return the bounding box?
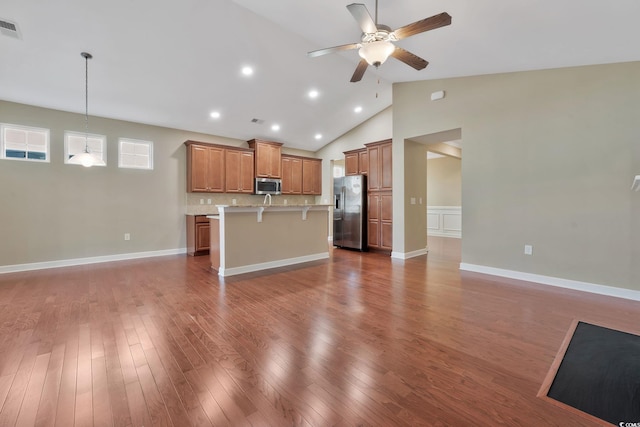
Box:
[263,194,272,206]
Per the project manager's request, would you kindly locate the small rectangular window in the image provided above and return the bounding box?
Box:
[64,131,107,166]
[1,123,50,162]
[118,138,153,170]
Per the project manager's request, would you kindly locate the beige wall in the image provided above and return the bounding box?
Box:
[403,141,428,253]
[427,156,462,206]
[393,61,640,291]
[0,100,315,267]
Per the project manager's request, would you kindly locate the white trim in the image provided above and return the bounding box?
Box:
[0,248,187,274]
[427,206,461,238]
[391,247,429,260]
[459,263,640,302]
[218,252,329,277]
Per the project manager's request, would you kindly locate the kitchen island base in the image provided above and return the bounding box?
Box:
[209,205,330,277]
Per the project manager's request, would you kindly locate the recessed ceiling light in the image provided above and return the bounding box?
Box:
[241,66,254,76]
[210,111,221,119]
[314,133,322,140]
[354,106,363,113]
[271,124,280,131]
[308,89,319,99]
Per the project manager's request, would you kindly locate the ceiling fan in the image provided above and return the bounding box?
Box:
[307,1,451,82]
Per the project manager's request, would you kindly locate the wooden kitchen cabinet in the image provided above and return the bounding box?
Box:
[344,148,368,176]
[247,139,282,178]
[225,148,254,193]
[368,191,392,251]
[186,215,211,256]
[185,141,224,192]
[281,155,303,194]
[365,139,392,191]
[302,158,322,195]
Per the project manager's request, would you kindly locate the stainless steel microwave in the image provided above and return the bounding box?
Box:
[254,178,282,195]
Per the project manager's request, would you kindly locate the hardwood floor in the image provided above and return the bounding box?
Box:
[0,237,638,426]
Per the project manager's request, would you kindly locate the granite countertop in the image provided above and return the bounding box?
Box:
[187,204,331,215]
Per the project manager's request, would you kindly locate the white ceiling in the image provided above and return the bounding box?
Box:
[1,0,640,151]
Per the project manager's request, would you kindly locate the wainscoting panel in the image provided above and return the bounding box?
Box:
[427,206,461,238]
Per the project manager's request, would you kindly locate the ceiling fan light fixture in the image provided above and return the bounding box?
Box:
[358,40,395,67]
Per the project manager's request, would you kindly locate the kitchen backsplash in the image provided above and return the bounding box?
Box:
[185,193,319,214]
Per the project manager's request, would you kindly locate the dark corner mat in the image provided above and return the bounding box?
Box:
[546,321,640,425]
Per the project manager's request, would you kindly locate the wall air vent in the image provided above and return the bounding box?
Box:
[0,18,20,39]
[251,118,265,125]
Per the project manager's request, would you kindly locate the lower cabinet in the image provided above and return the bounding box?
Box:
[186,215,210,256]
[368,191,392,251]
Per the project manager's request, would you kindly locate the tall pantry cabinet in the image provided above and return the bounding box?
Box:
[365,139,392,252]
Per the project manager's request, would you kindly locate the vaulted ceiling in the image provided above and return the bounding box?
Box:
[1,0,639,151]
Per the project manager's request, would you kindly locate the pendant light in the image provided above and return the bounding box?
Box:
[68,51,105,167]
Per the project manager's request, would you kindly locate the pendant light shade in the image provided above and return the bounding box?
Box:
[358,40,395,67]
[69,52,105,167]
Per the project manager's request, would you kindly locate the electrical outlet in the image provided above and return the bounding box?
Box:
[124,233,131,241]
[410,197,416,205]
[207,199,212,204]
[284,199,288,205]
[232,198,237,205]
[199,199,204,205]
[524,244,533,255]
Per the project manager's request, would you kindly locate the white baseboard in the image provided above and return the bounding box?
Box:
[218,252,330,277]
[459,263,640,302]
[391,247,429,260]
[0,248,188,274]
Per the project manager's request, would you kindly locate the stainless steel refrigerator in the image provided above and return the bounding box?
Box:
[333,175,367,250]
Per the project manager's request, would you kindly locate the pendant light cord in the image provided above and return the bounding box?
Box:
[85,54,88,142]
[81,52,92,153]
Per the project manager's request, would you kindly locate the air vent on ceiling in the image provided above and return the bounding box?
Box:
[0,18,20,39]
[251,118,265,125]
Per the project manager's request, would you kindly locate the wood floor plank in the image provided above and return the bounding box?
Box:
[91,356,113,427]
[0,342,39,427]
[34,343,65,427]
[15,352,51,427]
[0,239,637,426]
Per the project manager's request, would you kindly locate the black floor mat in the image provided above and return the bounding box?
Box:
[547,322,640,425]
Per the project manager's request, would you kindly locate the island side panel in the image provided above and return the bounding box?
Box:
[222,210,328,269]
[209,217,220,271]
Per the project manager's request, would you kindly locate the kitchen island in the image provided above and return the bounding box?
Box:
[208,205,330,277]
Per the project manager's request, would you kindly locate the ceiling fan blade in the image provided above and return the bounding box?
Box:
[393,12,452,40]
[391,47,429,70]
[350,59,368,83]
[308,43,360,58]
[347,3,377,34]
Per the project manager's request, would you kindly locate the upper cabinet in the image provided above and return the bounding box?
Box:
[344,148,368,176]
[281,155,303,195]
[186,141,225,193]
[282,155,322,195]
[225,148,254,193]
[365,139,392,191]
[302,158,322,195]
[247,139,282,178]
